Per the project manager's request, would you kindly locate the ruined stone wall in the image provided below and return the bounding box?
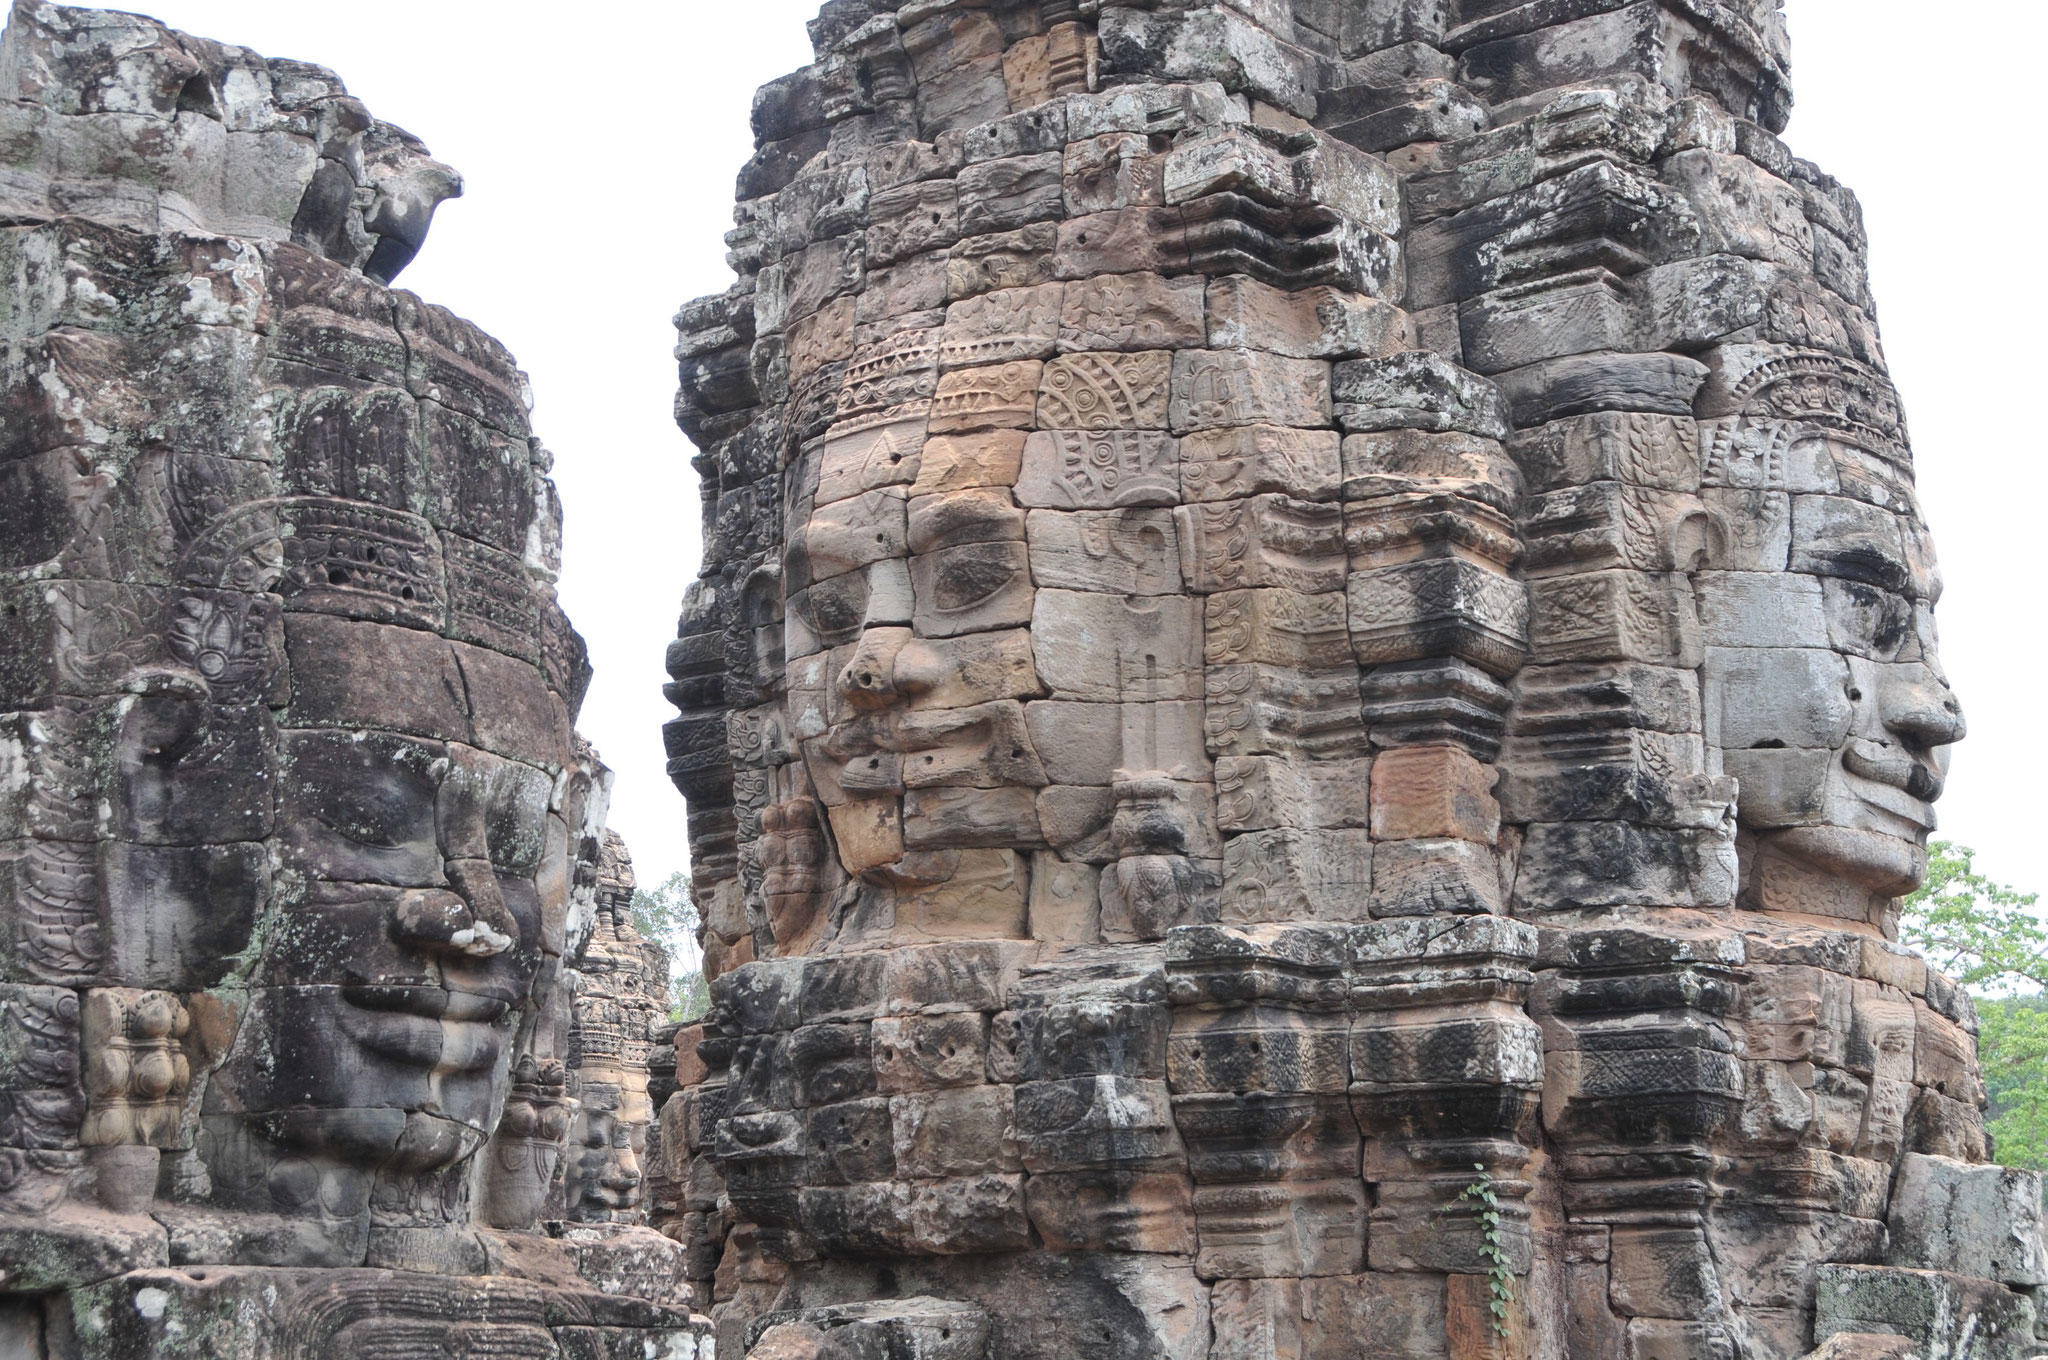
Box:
[0,4,707,1355]
[662,2,2037,1358]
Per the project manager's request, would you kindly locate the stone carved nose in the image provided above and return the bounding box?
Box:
[835,627,913,707]
[392,885,513,958]
[1880,662,1966,753]
[431,749,523,957]
[605,1148,643,1189]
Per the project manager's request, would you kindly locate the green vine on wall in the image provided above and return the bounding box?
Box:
[1457,1162,1515,1340]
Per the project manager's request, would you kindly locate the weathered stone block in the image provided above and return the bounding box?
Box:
[1814,1265,2038,1360]
[1369,745,1501,844]
[1887,1154,2047,1287]
[1171,348,1332,433]
[1059,272,1205,352]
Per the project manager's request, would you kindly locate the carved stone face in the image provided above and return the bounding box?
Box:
[783,414,1048,930]
[1697,357,1964,911]
[200,678,574,1176]
[0,213,588,1228]
[179,543,587,1220]
[564,1101,646,1218]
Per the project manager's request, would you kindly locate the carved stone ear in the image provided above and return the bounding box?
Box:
[1670,506,1716,573]
[1696,504,1743,572]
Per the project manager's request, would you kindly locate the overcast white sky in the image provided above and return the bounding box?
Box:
[130,1,2048,903]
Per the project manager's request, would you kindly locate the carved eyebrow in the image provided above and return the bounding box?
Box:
[1810,545,1909,594]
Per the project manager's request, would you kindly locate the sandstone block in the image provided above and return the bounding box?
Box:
[953,103,1071,166]
[1101,852,1223,942]
[817,417,926,503]
[1163,126,1300,209]
[890,1085,1019,1177]
[991,998,1170,1084]
[1031,590,1203,702]
[872,1013,988,1093]
[1181,424,1342,502]
[1376,745,1507,839]
[1205,277,1410,360]
[887,848,1032,941]
[946,222,1058,299]
[1026,1170,1195,1254]
[1333,351,1509,440]
[1023,702,1122,787]
[1340,427,1520,508]
[1220,827,1374,923]
[1348,558,1529,679]
[1886,1153,2047,1287]
[1495,352,1710,428]
[1513,821,1737,911]
[908,488,1025,555]
[1063,132,1166,216]
[1815,1265,2036,1360]
[929,359,1044,432]
[1026,507,1183,595]
[1000,25,1093,112]
[806,1097,895,1185]
[1052,205,1192,280]
[1171,349,1332,432]
[1027,852,1101,944]
[1059,272,1205,352]
[1016,429,1179,507]
[957,152,1066,235]
[1038,784,1117,862]
[1039,349,1174,430]
[1369,836,1502,915]
[867,178,961,268]
[1210,1273,1451,1360]
[857,251,952,326]
[1214,754,1373,831]
[911,541,1034,636]
[1204,588,1352,669]
[902,787,1043,850]
[912,429,1028,495]
[938,282,1063,370]
[1177,494,1345,594]
[1511,411,1701,494]
[1011,1075,1183,1172]
[1204,662,1366,759]
[1664,149,1814,267]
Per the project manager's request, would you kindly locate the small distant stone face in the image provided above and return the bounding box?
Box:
[560,832,669,1224]
[663,2,2019,1358]
[0,3,706,1355]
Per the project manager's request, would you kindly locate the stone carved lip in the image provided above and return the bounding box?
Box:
[342,982,513,1024]
[337,987,509,1075]
[819,706,1042,795]
[1842,737,1942,832]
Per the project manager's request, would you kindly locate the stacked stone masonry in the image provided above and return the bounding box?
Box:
[663,1,2035,1359]
[0,3,711,1356]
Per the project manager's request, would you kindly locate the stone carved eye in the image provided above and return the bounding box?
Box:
[928,546,1020,613]
[796,570,870,643]
[312,778,425,849]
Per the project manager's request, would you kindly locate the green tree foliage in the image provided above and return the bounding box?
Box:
[630,870,711,1022]
[1899,842,2048,1169]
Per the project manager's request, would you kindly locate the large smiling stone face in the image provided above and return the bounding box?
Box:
[1695,350,1964,921]
[0,5,596,1241]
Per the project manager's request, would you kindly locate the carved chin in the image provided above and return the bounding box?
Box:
[1768,825,1930,896]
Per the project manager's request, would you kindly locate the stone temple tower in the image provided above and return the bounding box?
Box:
[0,4,709,1355]
[661,1,2038,1358]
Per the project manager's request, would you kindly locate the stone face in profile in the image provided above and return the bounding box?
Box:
[0,4,705,1354]
[664,2,2016,1358]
